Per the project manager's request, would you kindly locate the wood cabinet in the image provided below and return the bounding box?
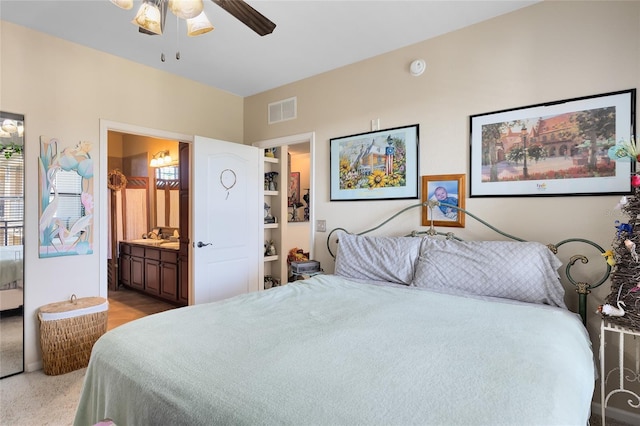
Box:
[119,251,131,287]
[118,241,184,305]
[160,250,179,300]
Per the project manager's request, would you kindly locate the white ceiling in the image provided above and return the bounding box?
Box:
[0,0,539,97]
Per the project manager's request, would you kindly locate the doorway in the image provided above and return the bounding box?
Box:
[253,132,316,283]
[107,131,187,308]
[99,120,193,302]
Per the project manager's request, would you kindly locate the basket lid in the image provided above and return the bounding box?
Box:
[39,296,108,321]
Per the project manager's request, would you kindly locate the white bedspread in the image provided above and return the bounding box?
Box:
[75,275,594,426]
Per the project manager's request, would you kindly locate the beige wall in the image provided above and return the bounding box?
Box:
[244,0,640,413]
[0,20,244,370]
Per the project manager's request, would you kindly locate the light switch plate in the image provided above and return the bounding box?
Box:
[316,220,326,232]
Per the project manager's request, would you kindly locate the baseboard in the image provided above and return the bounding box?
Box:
[26,361,42,373]
[592,402,640,424]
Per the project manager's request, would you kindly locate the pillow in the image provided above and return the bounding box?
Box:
[412,238,566,307]
[334,232,422,285]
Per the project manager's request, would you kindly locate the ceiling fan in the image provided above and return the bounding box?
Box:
[111,0,276,37]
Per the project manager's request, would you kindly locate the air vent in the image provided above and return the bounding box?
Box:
[268,97,297,124]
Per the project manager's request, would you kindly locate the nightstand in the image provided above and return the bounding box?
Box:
[599,320,640,425]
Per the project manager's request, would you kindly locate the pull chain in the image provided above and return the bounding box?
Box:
[176,14,181,60]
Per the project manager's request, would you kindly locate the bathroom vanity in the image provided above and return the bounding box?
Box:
[118,240,187,305]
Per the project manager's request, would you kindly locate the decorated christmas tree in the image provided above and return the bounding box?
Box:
[601,136,640,330]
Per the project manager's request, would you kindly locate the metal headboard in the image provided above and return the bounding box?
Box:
[327,200,611,325]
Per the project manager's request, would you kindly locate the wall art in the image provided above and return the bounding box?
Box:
[421,174,466,228]
[39,136,94,257]
[330,124,419,201]
[469,89,635,197]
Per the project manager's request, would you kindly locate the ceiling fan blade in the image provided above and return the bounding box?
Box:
[211,0,276,36]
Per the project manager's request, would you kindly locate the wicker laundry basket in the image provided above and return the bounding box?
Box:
[38,295,108,375]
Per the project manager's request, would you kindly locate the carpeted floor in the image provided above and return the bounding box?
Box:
[0,314,23,377]
[0,367,85,425]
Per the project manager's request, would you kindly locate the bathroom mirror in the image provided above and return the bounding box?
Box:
[154,166,179,229]
[0,111,25,378]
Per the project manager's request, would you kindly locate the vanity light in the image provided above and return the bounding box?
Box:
[150,150,173,167]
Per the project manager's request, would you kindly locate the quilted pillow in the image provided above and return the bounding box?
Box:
[334,232,422,285]
[412,238,566,307]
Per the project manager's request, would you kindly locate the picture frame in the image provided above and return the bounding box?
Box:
[330,124,419,201]
[288,172,300,207]
[421,174,465,228]
[469,89,636,197]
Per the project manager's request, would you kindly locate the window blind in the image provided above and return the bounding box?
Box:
[51,169,83,229]
[0,153,24,246]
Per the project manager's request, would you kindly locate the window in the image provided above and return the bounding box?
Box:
[0,152,24,246]
[155,166,179,181]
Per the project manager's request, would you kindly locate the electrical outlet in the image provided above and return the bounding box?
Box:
[316,220,326,232]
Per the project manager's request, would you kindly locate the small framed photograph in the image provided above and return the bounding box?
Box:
[330,124,419,201]
[469,89,636,197]
[421,174,466,228]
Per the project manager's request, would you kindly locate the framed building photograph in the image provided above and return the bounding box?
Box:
[330,124,419,201]
[469,89,636,197]
[421,174,465,228]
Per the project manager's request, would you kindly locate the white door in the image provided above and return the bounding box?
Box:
[192,136,261,304]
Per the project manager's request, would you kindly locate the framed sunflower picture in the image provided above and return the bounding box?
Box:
[329,124,419,201]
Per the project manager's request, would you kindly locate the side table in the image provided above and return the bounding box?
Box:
[599,320,640,425]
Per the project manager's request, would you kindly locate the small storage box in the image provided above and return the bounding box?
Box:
[290,260,321,274]
[38,295,108,375]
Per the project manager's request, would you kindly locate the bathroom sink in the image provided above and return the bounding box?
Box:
[127,239,168,246]
[159,242,180,250]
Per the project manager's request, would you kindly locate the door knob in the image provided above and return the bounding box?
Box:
[196,241,212,248]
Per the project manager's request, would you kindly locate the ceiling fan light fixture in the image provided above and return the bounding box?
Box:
[132,1,163,35]
[169,0,204,20]
[1,119,18,133]
[187,11,214,36]
[110,0,134,10]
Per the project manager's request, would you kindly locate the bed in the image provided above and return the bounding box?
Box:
[0,245,23,312]
[74,202,604,426]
